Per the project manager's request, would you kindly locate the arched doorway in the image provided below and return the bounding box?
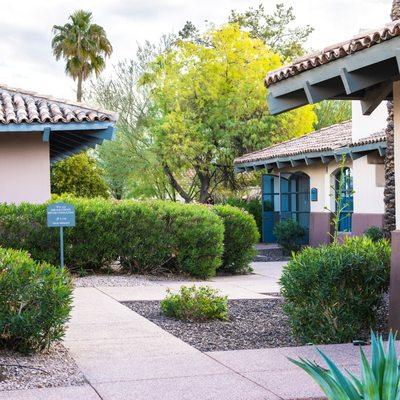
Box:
[334,167,353,232]
[262,172,310,243]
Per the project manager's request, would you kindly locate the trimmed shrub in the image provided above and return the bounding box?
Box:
[0,198,120,272]
[273,219,305,254]
[161,285,228,321]
[213,205,259,274]
[0,247,72,353]
[0,198,224,278]
[280,236,390,344]
[224,198,262,235]
[118,201,224,278]
[364,226,385,242]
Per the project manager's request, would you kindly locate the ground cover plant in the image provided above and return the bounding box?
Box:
[0,247,72,353]
[161,285,228,321]
[280,236,390,344]
[213,205,259,274]
[291,331,400,400]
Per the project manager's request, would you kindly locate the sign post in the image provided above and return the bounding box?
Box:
[47,203,76,268]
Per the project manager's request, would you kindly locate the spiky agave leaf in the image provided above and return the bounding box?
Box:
[290,332,400,400]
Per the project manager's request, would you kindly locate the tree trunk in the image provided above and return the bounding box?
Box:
[198,172,211,204]
[77,74,83,102]
[383,0,400,236]
[162,164,192,203]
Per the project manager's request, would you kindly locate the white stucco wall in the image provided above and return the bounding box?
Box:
[353,156,384,214]
[352,100,387,141]
[0,133,51,204]
[277,156,384,215]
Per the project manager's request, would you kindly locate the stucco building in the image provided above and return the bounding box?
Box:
[0,85,117,204]
[235,104,387,246]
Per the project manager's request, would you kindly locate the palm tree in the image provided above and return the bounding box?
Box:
[52,10,113,102]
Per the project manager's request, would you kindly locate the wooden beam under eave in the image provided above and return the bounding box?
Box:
[290,159,303,167]
[304,156,317,166]
[320,155,334,164]
[361,81,393,115]
[267,92,309,115]
[340,60,397,95]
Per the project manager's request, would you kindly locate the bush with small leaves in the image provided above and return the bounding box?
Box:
[212,205,259,274]
[161,285,228,321]
[273,219,305,254]
[223,198,262,236]
[364,226,385,242]
[0,247,72,353]
[280,236,390,344]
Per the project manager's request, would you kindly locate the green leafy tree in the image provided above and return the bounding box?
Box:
[313,100,351,130]
[143,24,316,203]
[229,3,313,61]
[51,152,109,198]
[90,37,177,199]
[52,10,113,101]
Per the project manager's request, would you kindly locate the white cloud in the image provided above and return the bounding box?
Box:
[0,0,392,101]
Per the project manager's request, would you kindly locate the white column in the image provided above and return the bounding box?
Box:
[394,81,400,229]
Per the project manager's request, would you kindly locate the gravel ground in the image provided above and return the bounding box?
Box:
[74,271,198,287]
[124,298,301,352]
[74,274,158,287]
[0,343,85,391]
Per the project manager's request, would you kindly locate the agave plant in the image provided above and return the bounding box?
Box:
[290,332,400,399]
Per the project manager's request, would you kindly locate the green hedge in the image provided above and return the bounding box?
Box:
[0,198,225,279]
[280,236,390,344]
[117,200,224,278]
[223,198,262,236]
[0,247,72,353]
[213,205,259,274]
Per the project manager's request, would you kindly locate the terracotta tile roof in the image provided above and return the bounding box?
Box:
[0,84,117,125]
[265,20,400,87]
[234,121,386,165]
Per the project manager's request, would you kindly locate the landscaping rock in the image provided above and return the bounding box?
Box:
[0,343,85,391]
[124,298,300,352]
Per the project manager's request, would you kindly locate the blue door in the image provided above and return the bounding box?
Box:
[336,168,353,232]
[262,175,279,243]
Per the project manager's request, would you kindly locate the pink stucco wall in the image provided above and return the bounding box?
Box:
[0,133,50,204]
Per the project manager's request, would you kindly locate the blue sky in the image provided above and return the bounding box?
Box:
[0,0,390,101]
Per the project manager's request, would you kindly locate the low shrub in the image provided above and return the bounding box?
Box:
[213,205,259,274]
[280,236,390,344]
[273,219,305,254]
[0,247,72,353]
[364,226,385,242]
[0,198,224,278]
[118,201,224,278]
[161,285,228,321]
[224,198,262,236]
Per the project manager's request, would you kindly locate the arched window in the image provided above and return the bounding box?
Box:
[335,167,353,232]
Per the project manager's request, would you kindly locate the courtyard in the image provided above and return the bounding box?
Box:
[1,261,389,400]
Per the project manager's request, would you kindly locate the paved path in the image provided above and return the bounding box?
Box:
[0,262,378,399]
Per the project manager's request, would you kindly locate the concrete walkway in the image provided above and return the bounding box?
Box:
[0,262,376,399]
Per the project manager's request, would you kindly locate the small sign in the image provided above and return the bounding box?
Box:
[310,188,318,202]
[47,203,76,227]
[47,202,75,269]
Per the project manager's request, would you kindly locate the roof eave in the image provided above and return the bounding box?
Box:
[234,140,386,173]
[267,36,400,115]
